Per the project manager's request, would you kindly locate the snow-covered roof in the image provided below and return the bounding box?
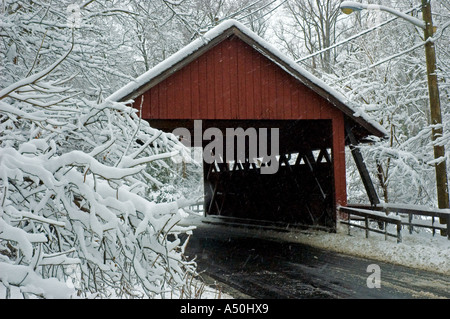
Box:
[107,19,386,139]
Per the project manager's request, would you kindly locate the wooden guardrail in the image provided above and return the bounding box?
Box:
[348,203,450,238]
[339,206,403,243]
[340,203,450,242]
[188,203,204,214]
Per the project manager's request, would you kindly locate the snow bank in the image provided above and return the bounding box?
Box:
[266,223,450,276]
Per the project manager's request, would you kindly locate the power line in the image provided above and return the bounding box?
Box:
[202,0,280,32]
[332,40,426,85]
[216,0,270,24]
[295,5,422,63]
[242,0,287,27]
[235,0,278,22]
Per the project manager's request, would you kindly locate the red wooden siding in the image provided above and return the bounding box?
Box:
[135,36,344,122]
[132,35,347,207]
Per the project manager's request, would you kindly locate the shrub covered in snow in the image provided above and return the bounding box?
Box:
[0,49,198,298]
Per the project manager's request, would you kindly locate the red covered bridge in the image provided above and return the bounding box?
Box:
[109,20,385,230]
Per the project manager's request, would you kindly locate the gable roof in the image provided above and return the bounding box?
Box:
[107,19,386,139]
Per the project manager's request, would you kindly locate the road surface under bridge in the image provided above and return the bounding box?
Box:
[183,221,450,299]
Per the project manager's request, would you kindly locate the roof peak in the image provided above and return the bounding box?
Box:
[107,19,245,103]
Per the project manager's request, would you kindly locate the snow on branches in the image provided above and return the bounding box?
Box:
[0,52,197,298]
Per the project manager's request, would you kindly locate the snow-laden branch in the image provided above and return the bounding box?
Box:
[0,56,197,298]
[0,36,73,100]
[0,262,74,298]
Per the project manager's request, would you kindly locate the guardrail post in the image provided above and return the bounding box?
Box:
[365,216,369,239]
[432,215,435,236]
[384,221,388,241]
[347,216,351,236]
[447,217,450,240]
[408,213,413,234]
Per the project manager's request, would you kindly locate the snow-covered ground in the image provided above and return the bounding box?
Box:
[266,223,449,276]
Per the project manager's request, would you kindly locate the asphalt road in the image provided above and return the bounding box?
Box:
[184,221,450,299]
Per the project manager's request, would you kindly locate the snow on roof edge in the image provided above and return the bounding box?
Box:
[106,19,387,137]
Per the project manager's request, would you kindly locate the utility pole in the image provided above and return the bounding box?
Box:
[422,0,449,229]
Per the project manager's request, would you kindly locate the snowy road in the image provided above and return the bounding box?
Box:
[184,221,450,299]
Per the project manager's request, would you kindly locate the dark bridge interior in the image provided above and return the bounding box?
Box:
[149,119,335,228]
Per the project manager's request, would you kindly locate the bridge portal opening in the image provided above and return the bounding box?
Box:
[150,119,335,229]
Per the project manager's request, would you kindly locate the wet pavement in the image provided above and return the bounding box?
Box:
[184,221,450,299]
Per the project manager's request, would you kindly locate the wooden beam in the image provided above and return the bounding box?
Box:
[345,123,380,206]
[302,150,327,200]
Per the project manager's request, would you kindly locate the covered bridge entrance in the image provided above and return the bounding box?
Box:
[108,20,385,230]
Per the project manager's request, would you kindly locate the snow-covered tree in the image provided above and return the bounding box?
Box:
[1,0,137,99]
[274,0,450,208]
[121,0,278,78]
[0,1,202,298]
[273,0,342,74]
[0,48,200,297]
[333,0,450,207]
